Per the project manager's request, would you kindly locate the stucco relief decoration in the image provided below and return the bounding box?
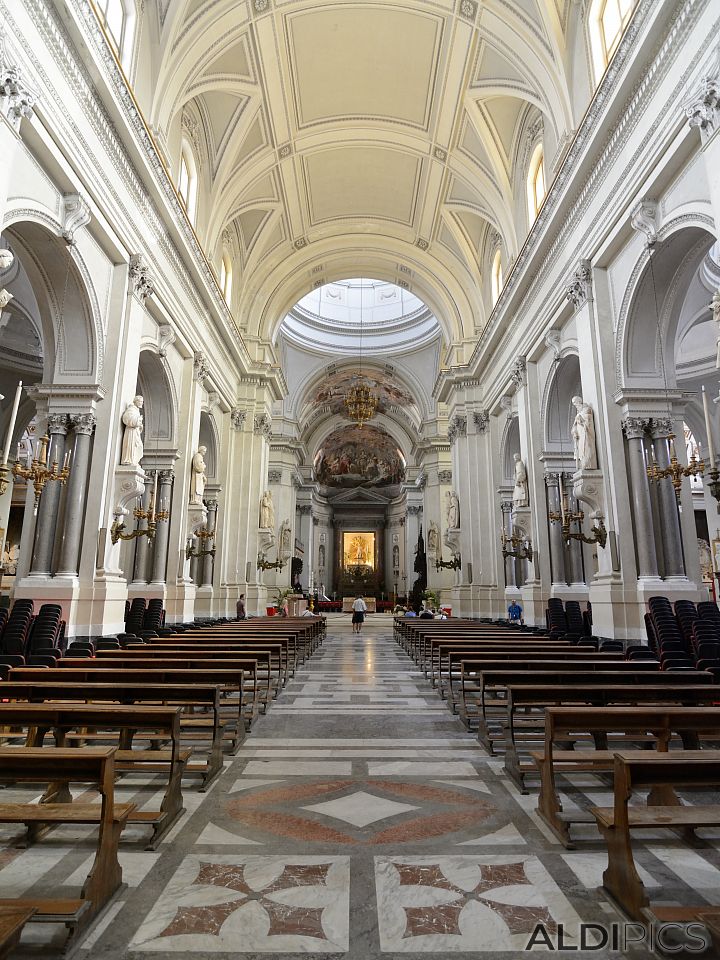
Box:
[473,410,489,433]
[630,199,658,248]
[510,357,526,387]
[230,408,247,431]
[438,469,452,484]
[685,74,720,144]
[312,370,413,417]
[157,324,176,357]
[448,415,467,444]
[314,423,406,489]
[61,193,91,245]
[129,254,154,303]
[0,45,37,131]
[254,413,272,440]
[193,352,210,384]
[267,469,282,483]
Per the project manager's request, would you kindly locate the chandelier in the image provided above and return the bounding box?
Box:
[343,280,378,426]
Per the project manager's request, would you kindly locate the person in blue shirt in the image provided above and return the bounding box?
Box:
[508,600,523,623]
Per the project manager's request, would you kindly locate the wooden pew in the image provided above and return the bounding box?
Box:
[497,683,720,791]
[532,706,720,846]
[0,907,35,960]
[0,681,239,789]
[0,702,186,847]
[8,666,254,727]
[591,753,720,922]
[0,746,133,949]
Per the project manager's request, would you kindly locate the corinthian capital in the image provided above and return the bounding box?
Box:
[0,41,38,132]
[622,416,651,441]
[685,72,720,145]
[70,413,96,436]
[565,260,592,310]
[129,254,154,303]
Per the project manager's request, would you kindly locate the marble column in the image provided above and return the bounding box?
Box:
[650,418,686,578]
[564,476,585,585]
[189,538,199,585]
[29,414,69,576]
[545,472,567,585]
[622,417,659,579]
[501,500,515,588]
[56,413,95,577]
[150,470,173,585]
[202,499,218,588]
[132,471,154,584]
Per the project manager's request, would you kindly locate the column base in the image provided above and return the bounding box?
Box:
[195,585,214,616]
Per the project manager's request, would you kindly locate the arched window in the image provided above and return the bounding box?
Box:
[526,143,546,222]
[95,0,133,64]
[589,0,635,82]
[219,253,233,305]
[491,249,503,306]
[177,141,198,224]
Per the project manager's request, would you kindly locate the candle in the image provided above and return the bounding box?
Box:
[1,381,22,465]
[703,385,716,467]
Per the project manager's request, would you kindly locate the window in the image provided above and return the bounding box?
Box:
[220,253,233,305]
[527,143,546,222]
[491,249,503,306]
[96,0,127,59]
[177,141,198,224]
[590,0,635,81]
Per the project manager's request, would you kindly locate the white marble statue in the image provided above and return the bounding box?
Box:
[512,453,529,507]
[427,521,440,559]
[280,518,291,557]
[120,395,144,466]
[571,395,597,470]
[446,489,460,530]
[259,489,275,530]
[0,249,14,309]
[189,445,207,505]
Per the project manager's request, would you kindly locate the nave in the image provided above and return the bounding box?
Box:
[3,619,719,960]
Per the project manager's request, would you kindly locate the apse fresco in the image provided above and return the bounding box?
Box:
[313,370,413,415]
[314,424,406,488]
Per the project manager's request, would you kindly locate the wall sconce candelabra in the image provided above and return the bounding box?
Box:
[645,433,703,504]
[111,494,168,545]
[549,487,607,548]
[186,527,215,560]
[500,531,533,562]
[257,553,285,572]
[435,554,461,571]
[11,433,70,506]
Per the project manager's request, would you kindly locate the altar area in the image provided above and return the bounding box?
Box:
[341,597,377,613]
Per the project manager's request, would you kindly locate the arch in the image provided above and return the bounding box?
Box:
[617,220,716,389]
[136,349,178,447]
[199,410,219,480]
[304,410,415,471]
[542,353,582,449]
[1,218,103,382]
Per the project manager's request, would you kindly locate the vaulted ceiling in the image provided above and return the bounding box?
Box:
[146,0,576,348]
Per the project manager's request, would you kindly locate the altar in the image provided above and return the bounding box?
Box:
[342,597,377,613]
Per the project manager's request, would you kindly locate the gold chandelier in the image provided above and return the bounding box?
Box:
[343,280,378,426]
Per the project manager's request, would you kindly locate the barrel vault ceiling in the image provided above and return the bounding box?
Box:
[147,0,576,344]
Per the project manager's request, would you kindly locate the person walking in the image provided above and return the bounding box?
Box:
[351,594,367,634]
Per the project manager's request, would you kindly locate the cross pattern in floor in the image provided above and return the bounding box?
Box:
[2,618,719,958]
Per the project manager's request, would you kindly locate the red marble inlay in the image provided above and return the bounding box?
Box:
[160,901,239,938]
[263,900,328,939]
[472,861,530,897]
[229,809,358,844]
[395,863,462,892]
[194,861,254,895]
[370,809,489,844]
[402,902,465,938]
[264,862,333,892]
[485,901,557,937]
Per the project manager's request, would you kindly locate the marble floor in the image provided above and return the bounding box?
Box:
[3,619,720,959]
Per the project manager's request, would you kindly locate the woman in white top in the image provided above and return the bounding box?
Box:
[351,595,368,634]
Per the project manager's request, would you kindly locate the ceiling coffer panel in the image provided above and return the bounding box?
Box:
[286,6,444,130]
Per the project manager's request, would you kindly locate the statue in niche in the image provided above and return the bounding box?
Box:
[280,519,291,557]
[427,521,440,559]
[318,544,326,569]
[392,543,400,570]
[446,490,460,530]
[189,445,207,505]
[259,489,275,530]
[571,395,598,470]
[120,395,144,466]
[512,453,529,508]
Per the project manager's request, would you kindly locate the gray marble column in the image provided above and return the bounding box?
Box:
[29,414,69,576]
[501,500,515,588]
[623,417,659,579]
[189,538,199,584]
[202,499,218,588]
[650,419,685,578]
[564,477,585,585]
[545,472,567,585]
[132,471,154,584]
[150,470,173,585]
[56,413,95,577]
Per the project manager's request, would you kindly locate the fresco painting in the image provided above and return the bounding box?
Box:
[314,424,406,489]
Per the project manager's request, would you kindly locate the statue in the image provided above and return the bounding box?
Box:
[259,489,275,530]
[280,519,292,557]
[446,490,460,529]
[712,290,720,369]
[571,395,597,470]
[0,249,15,310]
[120,395,144,466]
[512,453,528,508]
[189,445,207,505]
[427,521,440,559]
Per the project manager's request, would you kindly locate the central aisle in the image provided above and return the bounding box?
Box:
[83,619,656,959]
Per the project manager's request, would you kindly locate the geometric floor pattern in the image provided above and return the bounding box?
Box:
[3,618,720,958]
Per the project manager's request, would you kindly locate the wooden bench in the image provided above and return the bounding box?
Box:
[494,683,720,791]
[590,753,720,922]
[0,702,187,847]
[532,706,720,846]
[0,681,239,789]
[0,746,133,949]
[0,907,35,960]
